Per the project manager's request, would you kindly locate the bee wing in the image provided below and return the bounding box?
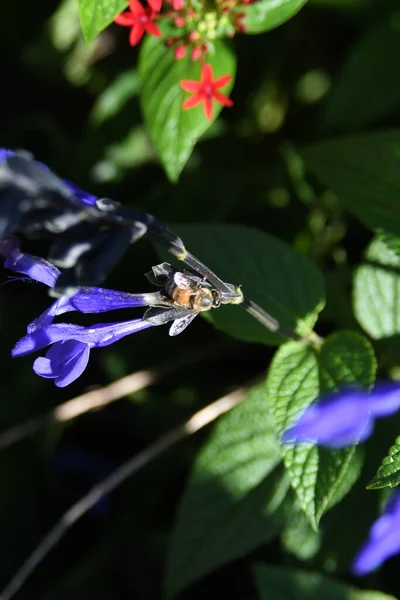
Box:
[169,313,198,336]
[145,262,175,286]
[173,271,196,290]
[143,306,190,326]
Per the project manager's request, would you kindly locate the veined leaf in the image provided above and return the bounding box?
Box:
[267,332,376,527]
[303,130,400,236]
[165,384,289,598]
[368,436,400,490]
[354,237,400,339]
[139,37,236,182]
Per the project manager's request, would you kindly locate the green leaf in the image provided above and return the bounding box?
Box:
[267,332,376,527]
[303,130,400,236]
[168,224,325,345]
[323,19,400,131]
[165,384,289,598]
[90,68,139,125]
[243,0,308,35]
[77,0,127,43]
[368,436,400,490]
[139,37,236,182]
[253,563,398,600]
[354,237,400,339]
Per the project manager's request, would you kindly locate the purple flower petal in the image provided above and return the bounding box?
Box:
[282,389,374,448]
[352,491,400,575]
[367,382,400,417]
[33,340,90,387]
[3,249,60,287]
[28,296,77,332]
[13,319,154,356]
[282,382,400,449]
[62,180,97,206]
[70,288,162,313]
[0,149,15,162]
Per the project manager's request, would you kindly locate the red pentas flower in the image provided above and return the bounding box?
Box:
[180,63,233,120]
[114,0,162,46]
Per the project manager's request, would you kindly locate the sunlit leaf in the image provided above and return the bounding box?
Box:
[267,332,375,527]
[165,384,289,598]
[139,37,236,182]
[354,237,400,339]
[243,0,308,35]
[368,436,400,490]
[78,0,127,43]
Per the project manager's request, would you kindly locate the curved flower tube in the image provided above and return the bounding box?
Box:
[352,490,400,576]
[282,383,400,449]
[13,319,154,387]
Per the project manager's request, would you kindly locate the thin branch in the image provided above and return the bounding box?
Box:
[0,341,223,450]
[0,384,250,600]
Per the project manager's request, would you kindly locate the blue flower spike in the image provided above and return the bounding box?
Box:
[352,490,400,576]
[282,382,400,449]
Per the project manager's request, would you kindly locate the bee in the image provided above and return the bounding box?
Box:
[163,271,222,312]
[144,262,238,336]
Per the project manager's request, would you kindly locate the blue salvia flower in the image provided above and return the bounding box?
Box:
[1,239,160,386]
[282,383,400,575]
[352,490,400,576]
[282,383,400,448]
[12,320,153,387]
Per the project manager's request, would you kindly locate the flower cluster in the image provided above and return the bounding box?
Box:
[283,383,400,577]
[113,0,247,118]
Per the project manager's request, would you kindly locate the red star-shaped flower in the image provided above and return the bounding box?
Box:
[180,63,233,120]
[114,0,162,46]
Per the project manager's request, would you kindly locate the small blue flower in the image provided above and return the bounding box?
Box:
[282,382,400,448]
[352,490,400,576]
[13,319,154,387]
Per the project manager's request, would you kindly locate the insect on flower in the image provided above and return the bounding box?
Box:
[143,262,242,336]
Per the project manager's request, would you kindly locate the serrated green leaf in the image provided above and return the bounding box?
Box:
[78,0,127,43]
[165,384,289,598]
[267,332,376,528]
[243,0,308,35]
[139,37,236,182]
[323,19,400,131]
[378,231,400,259]
[253,563,398,600]
[368,436,400,490]
[303,130,400,236]
[167,224,325,345]
[354,237,400,339]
